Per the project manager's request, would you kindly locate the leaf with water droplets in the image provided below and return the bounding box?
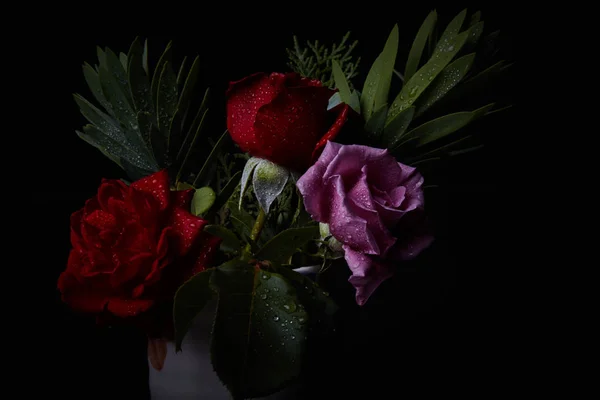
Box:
[119,52,128,71]
[252,159,290,214]
[364,104,389,141]
[255,226,319,264]
[98,64,139,136]
[414,53,476,117]
[210,170,242,216]
[404,10,438,83]
[394,103,494,151]
[156,61,178,141]
[386,30,469,124]
[381,106,415,148]
[360,25,399,121]
[331,60,352,105]
[73,94,127,145]
[104,48,134,107]
[193,129,229,187]
[191,186,216,216]
[210,262,308,398]
[127,37,154,117]
[173,268,216,352]
[433,8,467,57]
[239,157,262,209]
[82,63,113,116]
[464,21,485,51]
[204,225,242,254]
[151,41,172,106]
[176,55,201,131]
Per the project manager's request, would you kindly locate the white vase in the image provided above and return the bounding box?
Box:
[148,267,321,399]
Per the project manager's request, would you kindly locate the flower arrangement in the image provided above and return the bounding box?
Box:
[58,8,511,399]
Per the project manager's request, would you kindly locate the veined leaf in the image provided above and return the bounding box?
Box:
[175,108,208,183]
[193,130,229,187]
[360,25,399,121]
[414,53,476,117]
[382,106,415,148]
[156,61,179,141]
[173,268,215,351]
[204,225,242,254]
[396,103,494,149]
[210,264,308,398]
[127,37,154,116]
[331,60,352,104]
[386,30,469,124]
[255,226,319,264]
[191,187,216,216]
[104,48,134,107]
[405,10,438,83]
[82,63,113,115]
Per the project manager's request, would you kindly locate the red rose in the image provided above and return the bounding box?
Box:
[57,170,220,318]
[226,72,349,171]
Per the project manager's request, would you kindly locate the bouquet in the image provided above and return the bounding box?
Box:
[58,8,511,399]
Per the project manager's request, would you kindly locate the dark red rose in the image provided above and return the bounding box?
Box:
[226,72,349,171]
[57,170,220,318]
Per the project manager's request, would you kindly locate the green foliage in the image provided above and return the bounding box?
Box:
[75,38,212,184]
[286,32,360,89]
[191,187,216,216]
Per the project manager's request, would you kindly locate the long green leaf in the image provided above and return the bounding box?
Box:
[175,108,208,182]
[210,263,308,398]
[173,268,216,351]
[360,25,399,120]
[156,61,179,141]
[396,103,494,149]
[255,226,319,264]
[433,8,467,57]
[404,10,438,83]
[127,37,153,115]
[176,56,188,87]
[381,106,415,148]
[176,87,210,163]
[464,21,485,50]
[386,30,469,124]
[204,225,242,253]
[176,56,202,131]
[364,104,388,140]
[193,130,229,187]
[73,94,126,144]
[98,65,138,132]
[104,48,133,107]
[82,63,113,115]
[331,60,352,104]
[211,171,242,216]
[142,39,149,75]
[414,53,476,117]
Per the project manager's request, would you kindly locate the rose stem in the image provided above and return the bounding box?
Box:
[250,208,267,242]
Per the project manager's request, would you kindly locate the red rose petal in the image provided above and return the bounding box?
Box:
[58,270,109,314]
[98,179,128,211]
[84,209,118,230]
[107,298,155,317]
[169,210,208,255]
[110,252,154,288]
[130,170,171,211]
[313,103,350,161]
[189,234,222,275]
[170,190,193,210]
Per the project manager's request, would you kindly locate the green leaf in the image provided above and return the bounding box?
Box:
[381,106,415,148]
[414,53,476,117]
[395,103,494,149]
[82,63,113,115]
[433,9,467,56]
[331,60,352,104]
[470,10,481,26]
[151,41,172,105]
[142,39,149,75]
[255,226,319,264]
[404,10,438,83]
[252,159,290,214]
[193,130,229,187]
[360,25,399,120]
[119,52,128,71]
[212,171,242,215]
[76,129,122,168]
[204,225,242,254]
[228,199,255,240]
[104,48,133,107]
[386,30,470,124]
[349,90,361,114]
[210,263,308,398]
[127,37,154,116]
[176,87,210,163]
[173,268,215,351]
[239,157,262,209]
[96,46,106,68]
[364,104,389,139]
[176,56,188,87]
[156,61,179,140]
[327,92,341,110]
[73,94,126,144]
[276,267,338,334]
[176,56,201,128]
[191,187,216,216]
[464,21,485,50]
[175,108,208,182]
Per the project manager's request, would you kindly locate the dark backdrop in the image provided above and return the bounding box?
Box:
[29,4,514,399]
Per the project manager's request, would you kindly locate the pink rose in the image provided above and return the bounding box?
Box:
[297,141,434,305]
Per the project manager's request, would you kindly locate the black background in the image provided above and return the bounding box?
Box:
[27,4,515,399]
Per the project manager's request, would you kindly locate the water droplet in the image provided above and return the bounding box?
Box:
[322,291,330,297]
[260,293,268,300]
[291,335,296,340]
[272,315,279,322]
[262,273,270,280]
[273,287,279,292]
[297,316,307,324]
[409,86,419,97]
[447,45,455,52]
[283,300,297,313]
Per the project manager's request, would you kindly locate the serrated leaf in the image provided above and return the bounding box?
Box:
[395,103,494,149]
[211,171,242,216]
[175,108,209,182]
[204,225,242,253]
[255,226,319,264]
[361,25,399,120]
[193,130,229,187]
[382,106,415,148]
[127,37,154,117]
[210,263,308,398]
[104,48,133,107]
[82,63,113,115]
[252,159,290,214]
[386,30,470,124]
[173,268,215,351]
[331,60,351,104]
[239,157,262,209]
[191,186,216,216]
[156,61,178,140]
[414,53,476,117]
[404,10,438,83]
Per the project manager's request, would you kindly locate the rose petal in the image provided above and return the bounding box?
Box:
[323,144,389,184]
[110,252,154,288]
[343,245,394,306]
[70,209,85,249]
[98,179,128,211]
[84,209,118,231]
[327,175,379,255]
[189,234,222,275]
[107,298,155,317]
[169,210,208,255]
[58,269,109,313]
[312,104,350,161]
[296,161,329,221]
[130,170,171,211]
[170,189,193,210]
